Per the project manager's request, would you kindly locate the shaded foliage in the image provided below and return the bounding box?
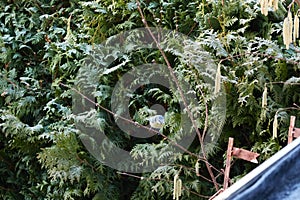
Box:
[1,0,300,199]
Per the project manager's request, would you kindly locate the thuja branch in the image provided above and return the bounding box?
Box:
[117,171,211,199]
[136,0,220,190]
[59,83,209,163]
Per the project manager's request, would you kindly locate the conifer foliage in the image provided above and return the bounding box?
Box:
[1,0,300,199]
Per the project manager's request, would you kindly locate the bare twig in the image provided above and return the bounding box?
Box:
[266,81,300,85]
[76,153,97,172]
[0,185,17,192]
[219,51,300,66]
[276,106,300,114]
[0,74,17,88]
[166,163,214,183]
[135,0,220,190]
[199,88,209,142]
[287,0,300,9]
[293,103,300,108]
[187,22,197,36]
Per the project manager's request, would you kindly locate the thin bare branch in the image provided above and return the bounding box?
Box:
[135,0,219,190]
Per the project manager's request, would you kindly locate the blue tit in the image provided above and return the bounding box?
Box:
[147,115,165,129]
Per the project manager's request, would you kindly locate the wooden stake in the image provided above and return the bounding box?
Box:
[223,137,234,190]
[288,116,296,144]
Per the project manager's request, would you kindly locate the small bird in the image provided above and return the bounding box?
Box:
[147,115,165,129]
